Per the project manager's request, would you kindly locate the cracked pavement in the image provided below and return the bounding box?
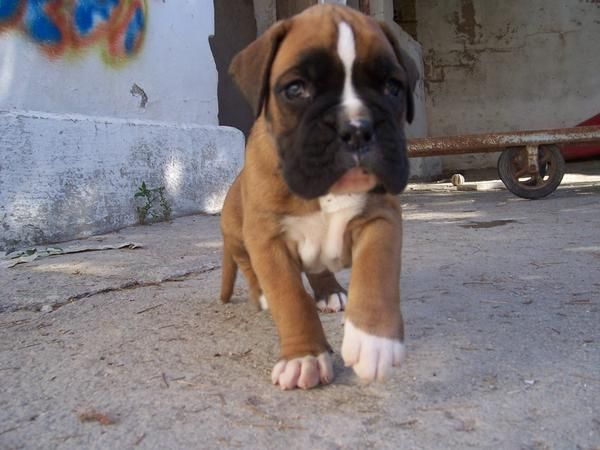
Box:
[1,175,599,449]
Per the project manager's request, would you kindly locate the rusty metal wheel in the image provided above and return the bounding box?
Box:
[497,144,566,199]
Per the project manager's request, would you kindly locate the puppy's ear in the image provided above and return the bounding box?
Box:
[378,22,419,124]
[229,20,289,117]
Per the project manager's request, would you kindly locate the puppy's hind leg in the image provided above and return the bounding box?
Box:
[236,255,266,310]
[228,243,265,309]
[306,271,347,313]
[220,243,238,303]
[221,242,265,310]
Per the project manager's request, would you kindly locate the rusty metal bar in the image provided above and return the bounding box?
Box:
[407,125,600,157]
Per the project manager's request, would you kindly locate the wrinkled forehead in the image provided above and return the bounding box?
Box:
[270,8,397,81]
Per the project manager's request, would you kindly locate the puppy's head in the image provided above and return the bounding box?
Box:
[230,4,418,199]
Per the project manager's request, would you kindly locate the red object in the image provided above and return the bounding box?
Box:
[561,114,600,161]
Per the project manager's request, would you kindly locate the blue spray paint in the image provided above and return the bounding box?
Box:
[0,0,23,22]
[0,0,147,63]
[73,0,120,36]
[23,0,61,44]
[124,5,144,54]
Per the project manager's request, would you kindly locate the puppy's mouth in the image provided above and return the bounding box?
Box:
[329,167,378,194]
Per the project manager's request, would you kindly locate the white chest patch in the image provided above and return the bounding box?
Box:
[281,193,366,273]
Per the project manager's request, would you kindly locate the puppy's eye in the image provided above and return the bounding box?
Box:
[384,79,403,97]
[284,80,308,100]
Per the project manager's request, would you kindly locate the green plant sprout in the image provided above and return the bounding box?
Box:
[134,181,172,225]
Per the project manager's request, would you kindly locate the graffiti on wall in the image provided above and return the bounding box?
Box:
[0,0,147,65]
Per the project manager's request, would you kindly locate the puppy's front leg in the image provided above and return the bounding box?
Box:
[246,234,333,390]
[342,212,406,382]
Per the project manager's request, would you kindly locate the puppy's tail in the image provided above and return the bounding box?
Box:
[220,245,237,303]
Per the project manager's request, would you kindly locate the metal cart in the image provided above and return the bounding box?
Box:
[408,125,600,199]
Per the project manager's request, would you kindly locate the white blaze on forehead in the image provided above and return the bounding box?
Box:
[337,21,363,119]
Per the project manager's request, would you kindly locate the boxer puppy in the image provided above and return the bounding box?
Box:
[219,4,418,390]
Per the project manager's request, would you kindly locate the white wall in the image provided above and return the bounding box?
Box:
[0,0,218,124]
[0,0,244,251]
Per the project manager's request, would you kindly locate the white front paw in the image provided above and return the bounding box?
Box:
[271,352,334,390]
[341,320,405,382]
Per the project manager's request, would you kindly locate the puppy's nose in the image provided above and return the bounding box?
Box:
[339,119,374,149]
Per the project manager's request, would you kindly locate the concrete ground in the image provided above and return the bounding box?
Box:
[1,165,599,450]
